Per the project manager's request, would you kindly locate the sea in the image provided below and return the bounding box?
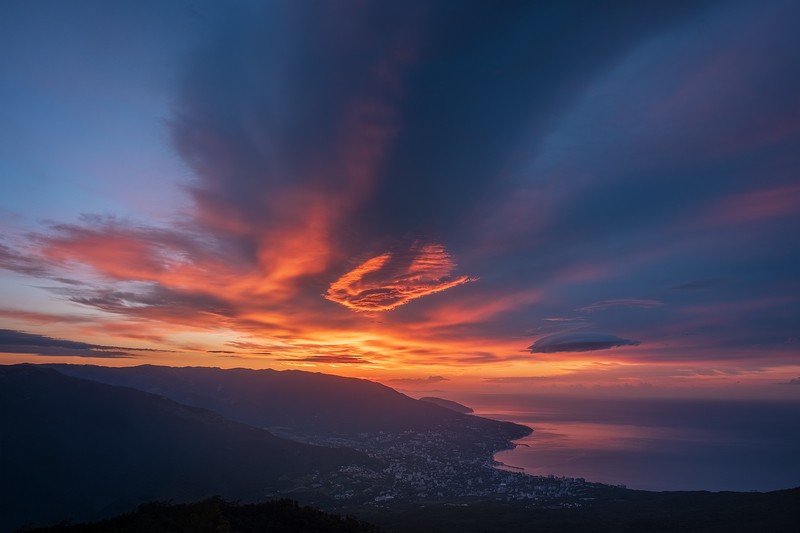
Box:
[456,393,800,492]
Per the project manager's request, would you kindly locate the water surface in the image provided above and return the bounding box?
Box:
[459,394,800,492]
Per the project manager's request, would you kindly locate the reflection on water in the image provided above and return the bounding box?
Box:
[459,395,800,492]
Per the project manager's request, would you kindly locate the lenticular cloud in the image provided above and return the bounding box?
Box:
[529,332,640,354]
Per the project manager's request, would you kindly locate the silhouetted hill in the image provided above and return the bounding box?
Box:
[0,365,368,532]
[46,364,529,443]
[354,487,800,533]
[20,489,800,533]
[418,397,473,414]
[21,498,380,533]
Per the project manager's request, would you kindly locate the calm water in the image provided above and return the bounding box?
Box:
[457,394,800,492]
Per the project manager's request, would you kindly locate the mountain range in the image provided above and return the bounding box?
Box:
[1,363,528,531]
[3,363,798,533]
[45,364,528,444]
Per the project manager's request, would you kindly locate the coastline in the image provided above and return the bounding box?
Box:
[490,436,531,474]
[493,459,525,472]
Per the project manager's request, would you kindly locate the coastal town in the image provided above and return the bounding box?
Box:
[284,426,599,509]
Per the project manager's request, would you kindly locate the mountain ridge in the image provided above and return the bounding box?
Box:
[44,363,530,444]
[418,397,474,414]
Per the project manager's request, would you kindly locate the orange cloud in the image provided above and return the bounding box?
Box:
[325,242,474,312]
[276,354,373,365]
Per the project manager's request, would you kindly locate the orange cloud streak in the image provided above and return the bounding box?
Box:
[325,242,474,312]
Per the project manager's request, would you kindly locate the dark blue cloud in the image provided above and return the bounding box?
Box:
[169,1,714,254]
[529,332,641,354]
[354,1,719,243]
[0,329,155,357]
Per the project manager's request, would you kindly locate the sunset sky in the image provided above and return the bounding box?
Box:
[1,0,799,396]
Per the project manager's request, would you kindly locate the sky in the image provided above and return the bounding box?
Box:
[1,0,799,397]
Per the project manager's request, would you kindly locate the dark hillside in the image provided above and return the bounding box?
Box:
[47,364,529,443]
[19,489,800,533]
[418,397,473,414]
[21,498,380,533]
[0,365,367,532]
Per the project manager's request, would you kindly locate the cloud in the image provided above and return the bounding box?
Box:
[578,299,663,312]
[208,349,273,356]
[529,332,641,354]
[325,242,474,312]
[65,285,234,318]
[168,1,423,294]
[0,308,91,325]
[275,355,372,365]
[780,377,800,385]
[482,376,557,384]
[225,341,273,351]
[37,216,228,285]
[0,328,158,358]
[2,218,245,328]
[0,243,52,278]
[386,375,449,385]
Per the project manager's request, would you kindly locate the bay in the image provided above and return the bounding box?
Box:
[456,393,800,492]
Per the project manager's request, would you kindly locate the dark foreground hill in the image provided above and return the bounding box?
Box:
[46,364,529,443]
[21,498,380,533]
[0,365,368,532]
[351,487,800,533]
[19,489,800,533]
